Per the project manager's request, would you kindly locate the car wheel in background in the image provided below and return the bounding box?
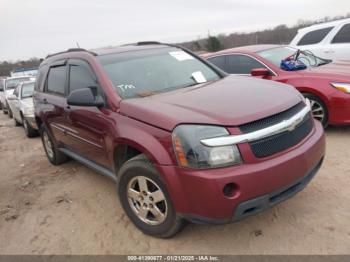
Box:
[40,124,69,165]
[7,105,13,118]
[22,116,37,138]
[14,117,21,126]
[303,93,328,127]
[118,154,186,238]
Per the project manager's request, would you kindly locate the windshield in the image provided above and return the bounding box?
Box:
[21,82,35,98]
[6,77,31,90]
[258,47,331,70]
[98,47,221,99]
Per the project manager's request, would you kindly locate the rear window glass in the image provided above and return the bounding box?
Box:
[46,66,66,95]
[332,24,350,44]
[297,27,334,46]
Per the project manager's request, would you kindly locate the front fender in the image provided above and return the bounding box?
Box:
[113,115,176,166]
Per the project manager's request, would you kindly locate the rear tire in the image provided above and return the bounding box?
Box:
[303,93,328,127]
[117,154,186,238]
[23,116,38,138]
[14,117,21,126]
[40,125,69,165]
[7,103,13,118]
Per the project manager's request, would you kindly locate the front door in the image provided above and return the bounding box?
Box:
[63,59,110,168]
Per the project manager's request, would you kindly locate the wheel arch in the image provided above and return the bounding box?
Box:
[113,136,174,174]
[297,86,330,108]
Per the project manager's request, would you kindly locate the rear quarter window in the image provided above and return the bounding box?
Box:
[332,24,350,44]
[297,27,334,46]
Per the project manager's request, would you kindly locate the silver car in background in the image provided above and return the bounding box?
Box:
[1,76,33,116]
[7,81,38,137]
[0,77,7,110]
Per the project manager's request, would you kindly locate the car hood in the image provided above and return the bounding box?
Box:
[120,76,302,131]
[301,61,350,81]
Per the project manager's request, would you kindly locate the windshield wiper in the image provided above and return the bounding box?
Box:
[135,91,159,97]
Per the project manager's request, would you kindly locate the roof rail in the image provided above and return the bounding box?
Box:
[45,48,97,59]
[122,41,163,47]
[136,41,161,45]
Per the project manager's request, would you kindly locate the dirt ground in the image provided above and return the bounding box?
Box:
[0,112,349,255]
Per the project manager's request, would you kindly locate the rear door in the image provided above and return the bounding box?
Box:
[329,23,350,61]
[39,60,69,145]
[63,59,110,167]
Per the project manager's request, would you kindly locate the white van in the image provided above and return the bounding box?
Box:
[290,18,350,61]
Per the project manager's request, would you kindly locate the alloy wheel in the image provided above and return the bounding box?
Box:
[310,99,325,123]
[43,131,54,159]
[127,176,168,225]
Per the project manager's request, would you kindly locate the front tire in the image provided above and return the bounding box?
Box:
[303,93,328,127]
[40,125,69,165]
[118,154,186,238]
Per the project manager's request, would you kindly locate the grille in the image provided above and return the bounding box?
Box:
[239,102,314,158]
[240,102,306,133]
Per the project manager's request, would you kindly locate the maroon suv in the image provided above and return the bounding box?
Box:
[34,43,325,238]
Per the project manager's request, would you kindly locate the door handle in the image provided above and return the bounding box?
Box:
[43,98,48,104]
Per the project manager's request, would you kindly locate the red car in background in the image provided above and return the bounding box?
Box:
[203,45,350,127]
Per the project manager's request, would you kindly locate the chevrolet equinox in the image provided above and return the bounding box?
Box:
[34,42,325,238]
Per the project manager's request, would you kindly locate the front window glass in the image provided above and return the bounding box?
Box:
[226,55,265,74]
[21,82,35,98]
[69,64,96,94]
[98,47,221,99]
[5,77,31,90]
[258,47,330,70]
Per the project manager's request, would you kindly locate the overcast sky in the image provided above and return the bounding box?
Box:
[0,0,349,61]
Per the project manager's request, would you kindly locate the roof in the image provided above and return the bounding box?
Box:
[205,45,281,57]
[91,43,173,56]
[12,67,38,73]
[298,18,350,32]
[44,42,175,61]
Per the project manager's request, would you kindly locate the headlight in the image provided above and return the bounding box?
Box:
[172,125,242,169]
[23,107,34,116]
[330,82,350,94]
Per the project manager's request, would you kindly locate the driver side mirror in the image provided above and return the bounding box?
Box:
[0,87,4,92]
[67,87,104,107]
[7,94,18,100]
[251,68,271,77]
